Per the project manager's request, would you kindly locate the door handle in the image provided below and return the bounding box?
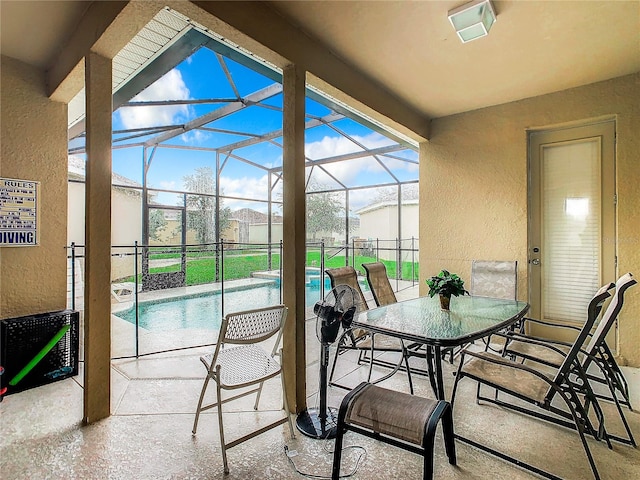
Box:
[531,258,541,265]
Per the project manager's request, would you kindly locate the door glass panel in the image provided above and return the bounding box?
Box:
[542,139,600,322]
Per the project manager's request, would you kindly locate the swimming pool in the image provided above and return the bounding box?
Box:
[113,277,344,331]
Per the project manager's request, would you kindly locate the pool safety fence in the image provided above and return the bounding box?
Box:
[64,239,418,358]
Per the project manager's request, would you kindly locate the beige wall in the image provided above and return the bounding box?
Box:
[68,184,143,246]
[68,183,143,282]
[419,73,640,366]
[220,219,241,244]
[359,203,419,261]
[0,55,68,319]
[249,223,284,244]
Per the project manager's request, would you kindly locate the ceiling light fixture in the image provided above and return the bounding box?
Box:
[448,0,496,43]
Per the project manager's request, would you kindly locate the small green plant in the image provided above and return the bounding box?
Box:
[426,270,469,298]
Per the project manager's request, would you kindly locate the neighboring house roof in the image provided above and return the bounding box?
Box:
[356,198,419,215]
[230,208,283,224]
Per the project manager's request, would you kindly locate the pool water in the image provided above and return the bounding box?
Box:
[114,280,339,331]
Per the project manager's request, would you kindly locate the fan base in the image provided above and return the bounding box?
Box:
[295,407,339,439]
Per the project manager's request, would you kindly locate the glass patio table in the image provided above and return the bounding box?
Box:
[351,294,529,399]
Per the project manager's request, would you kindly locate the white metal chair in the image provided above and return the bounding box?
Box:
[192,305,294,473]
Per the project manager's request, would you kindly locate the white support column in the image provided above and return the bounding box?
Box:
[282,64,307,412]
[83,52,112,423]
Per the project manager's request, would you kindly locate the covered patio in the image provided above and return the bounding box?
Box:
[2,1,640,480]
[2,325,639,479]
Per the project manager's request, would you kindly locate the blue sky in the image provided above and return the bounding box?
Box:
[104,46,418,212]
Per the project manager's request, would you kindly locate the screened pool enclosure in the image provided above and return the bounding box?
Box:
[66,7,420,356]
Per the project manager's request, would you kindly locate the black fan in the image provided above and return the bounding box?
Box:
[296,284,358,439]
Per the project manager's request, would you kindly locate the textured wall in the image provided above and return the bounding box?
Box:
[420,73,640,366]
[0,56,68,319]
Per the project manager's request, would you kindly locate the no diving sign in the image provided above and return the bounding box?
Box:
[0,177,40,247]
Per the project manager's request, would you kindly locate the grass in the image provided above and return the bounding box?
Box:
[122,251,419,286]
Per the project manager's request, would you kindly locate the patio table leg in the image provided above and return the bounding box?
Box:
[434,346,445,400]
[425,346,446,399]
[425,346,438,397]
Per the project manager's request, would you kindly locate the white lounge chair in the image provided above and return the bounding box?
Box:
[110,282,140,302]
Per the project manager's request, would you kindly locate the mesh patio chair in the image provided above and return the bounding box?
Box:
[509,276,634,415]
[362,262,428,377]
[445,260,518,362]
[325,266,415,393]
[362,262,397,307]
[451,285,615,480]
[192,305,294,474]
[500,273,637,446]
[470,260,518,300]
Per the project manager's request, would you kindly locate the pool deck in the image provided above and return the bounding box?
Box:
[8,278,639,479]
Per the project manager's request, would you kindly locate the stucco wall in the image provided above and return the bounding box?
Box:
[359,203,419,261]
[249,223,284,244]
[68,183,143,281]
[419,73,640,366]
[1,56,68,318]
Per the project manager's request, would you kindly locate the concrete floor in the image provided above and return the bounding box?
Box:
[2,288,639,479]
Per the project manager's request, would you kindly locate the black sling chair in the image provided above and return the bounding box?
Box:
[451,284,615,480]
[499,273,637,446]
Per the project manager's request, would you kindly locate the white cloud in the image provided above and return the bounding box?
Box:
[305,133,398,185]
[180,129,209,144]
[159,180,176,190]
[220,174,270,201]
[118,69,191,129]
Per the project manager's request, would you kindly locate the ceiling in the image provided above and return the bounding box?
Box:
[269,0,640,118]
[1,1,639,119]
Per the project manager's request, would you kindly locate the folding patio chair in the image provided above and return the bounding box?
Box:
[451,285,615,480]
[508,276,634,414]
[500,273,637,446]
[362,262,397,307]
[110,281,141,302]
[470,260,518,300]
[362,262,428,377]
[446,260,518,361]
[192,305,294,474]
[326,266,415,393]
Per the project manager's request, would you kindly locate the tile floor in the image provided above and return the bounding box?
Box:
[2,288,640,479]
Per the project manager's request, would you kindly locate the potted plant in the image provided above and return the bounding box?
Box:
[426,270,469,310]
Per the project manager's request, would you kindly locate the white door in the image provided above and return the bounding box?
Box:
[528,121,615,342]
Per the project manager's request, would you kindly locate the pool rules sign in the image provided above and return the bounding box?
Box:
[0,178,40,246]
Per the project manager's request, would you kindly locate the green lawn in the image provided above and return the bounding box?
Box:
[128,250,418,286]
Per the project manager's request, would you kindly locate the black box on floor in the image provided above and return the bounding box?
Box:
[1,310,79,398]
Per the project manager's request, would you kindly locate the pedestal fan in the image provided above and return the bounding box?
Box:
[296,284,358,439]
